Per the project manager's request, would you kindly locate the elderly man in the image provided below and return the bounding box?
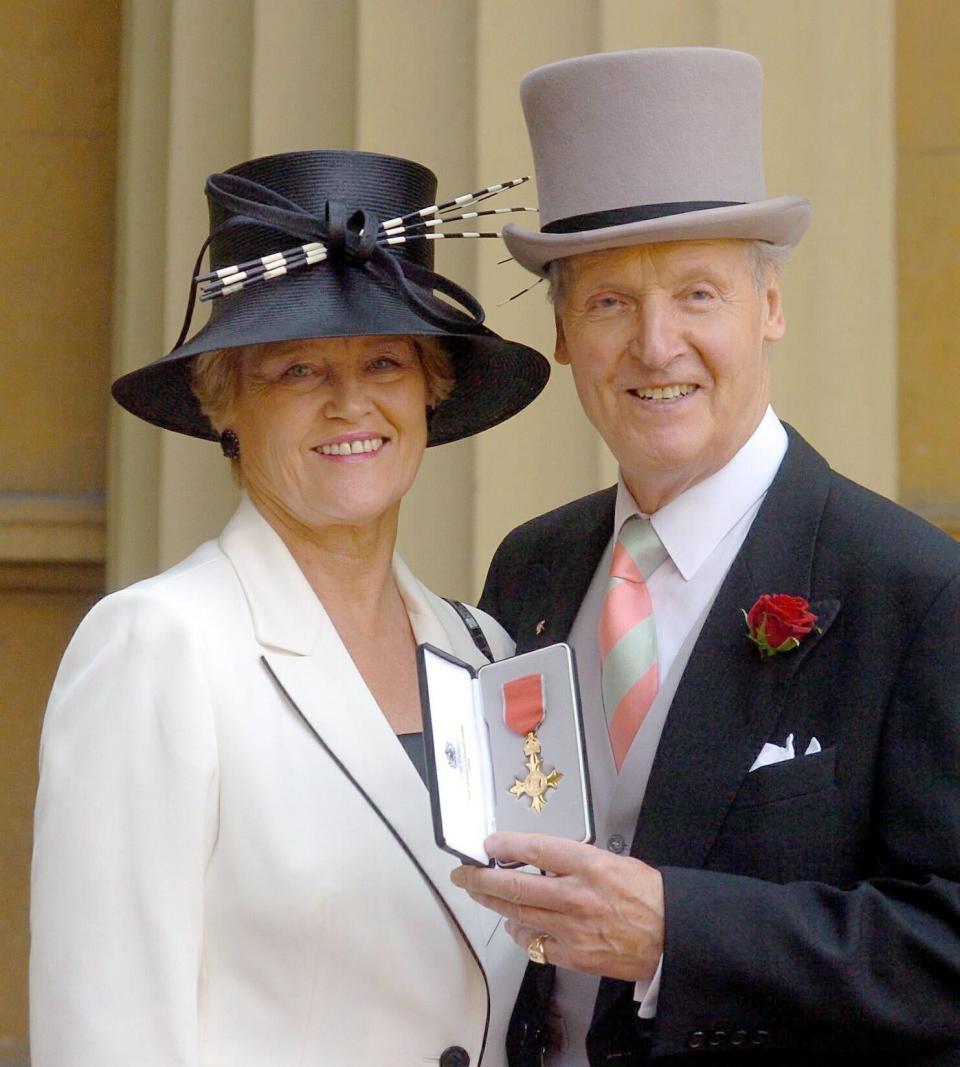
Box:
[451,49,960,1065]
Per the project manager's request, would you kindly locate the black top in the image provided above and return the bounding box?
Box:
[398,731,428,786]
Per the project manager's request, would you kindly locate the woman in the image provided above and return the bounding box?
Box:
[30,150,549,1067]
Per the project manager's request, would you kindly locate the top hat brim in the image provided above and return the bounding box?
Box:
[111,262,550,447]
[503,195,811,277]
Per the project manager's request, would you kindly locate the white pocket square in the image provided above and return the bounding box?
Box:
[749,733,821,772]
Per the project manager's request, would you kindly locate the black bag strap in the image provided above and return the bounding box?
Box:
[443,598,494,663]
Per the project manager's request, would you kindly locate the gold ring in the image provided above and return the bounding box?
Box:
[527,933,550,965]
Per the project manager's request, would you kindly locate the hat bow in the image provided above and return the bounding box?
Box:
[175,171,488,349]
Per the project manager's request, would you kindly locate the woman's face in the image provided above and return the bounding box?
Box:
[228,335,430,534]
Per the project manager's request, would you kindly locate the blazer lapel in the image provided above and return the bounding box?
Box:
[220,497,489,966]
[632,430,842,868]
[517,487,616,651]
[260,647,488,964]
[219,494,324,655]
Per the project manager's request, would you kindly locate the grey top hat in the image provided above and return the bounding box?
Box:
[503,48,811,276]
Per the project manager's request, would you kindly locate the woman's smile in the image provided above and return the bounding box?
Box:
[314,432,388,459]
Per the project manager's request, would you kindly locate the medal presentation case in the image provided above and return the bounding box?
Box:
[417,642,594,866]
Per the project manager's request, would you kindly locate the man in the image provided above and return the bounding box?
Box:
[451,49,960,1064]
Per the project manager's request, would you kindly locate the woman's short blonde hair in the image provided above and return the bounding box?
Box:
[191,335,455,435]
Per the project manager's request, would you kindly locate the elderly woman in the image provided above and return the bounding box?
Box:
[30,150,548,1067]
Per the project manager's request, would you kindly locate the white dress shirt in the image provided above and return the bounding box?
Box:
[550,407,788,1065]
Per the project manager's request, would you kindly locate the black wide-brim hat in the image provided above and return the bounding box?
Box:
[111,150,549,446]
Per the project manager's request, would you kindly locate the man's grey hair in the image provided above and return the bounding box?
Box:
[546,239,791,311]
[748,241,791,288]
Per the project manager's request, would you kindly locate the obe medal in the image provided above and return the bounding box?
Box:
[502,673,563,813]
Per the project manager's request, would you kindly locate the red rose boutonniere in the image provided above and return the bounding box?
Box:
[743,594,819,658]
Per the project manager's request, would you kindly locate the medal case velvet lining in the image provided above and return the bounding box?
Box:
[417,642,594,865]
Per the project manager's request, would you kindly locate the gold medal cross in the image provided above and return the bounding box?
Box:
[509,731,563,813]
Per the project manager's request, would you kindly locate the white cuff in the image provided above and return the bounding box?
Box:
[633,955,663,1019]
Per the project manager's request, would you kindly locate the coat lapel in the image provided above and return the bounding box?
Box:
[220,496,489,967]
[517,488,616,651]
[632,429,842,868]
[261,649,489,962]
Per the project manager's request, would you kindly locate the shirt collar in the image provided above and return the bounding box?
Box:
[614,406,788,581]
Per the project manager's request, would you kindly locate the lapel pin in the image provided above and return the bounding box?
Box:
[743,593,820,659]
[535,619,546,635]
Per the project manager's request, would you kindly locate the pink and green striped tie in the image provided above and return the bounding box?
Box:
[599,516,668,771]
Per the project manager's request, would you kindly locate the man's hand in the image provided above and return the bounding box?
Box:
[450,831,664,981]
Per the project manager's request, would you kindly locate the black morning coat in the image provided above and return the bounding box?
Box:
[479,427,960,1066]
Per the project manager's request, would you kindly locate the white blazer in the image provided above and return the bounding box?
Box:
[30,495,527,1067]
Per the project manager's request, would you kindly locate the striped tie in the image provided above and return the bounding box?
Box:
[599,517,668,771]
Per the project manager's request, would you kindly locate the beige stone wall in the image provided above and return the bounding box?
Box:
[897,0,960,537]
[110,0,900,603]
[0,0,118,547]
[9,1,957,1059]
[0,2,120,1059]
[0,575,102,1064]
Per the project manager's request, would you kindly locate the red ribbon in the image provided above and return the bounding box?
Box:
[502,673,545,736]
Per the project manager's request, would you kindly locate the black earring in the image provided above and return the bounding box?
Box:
[220,429,240,460]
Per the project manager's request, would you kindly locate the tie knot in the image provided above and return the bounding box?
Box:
[610,516,668,582]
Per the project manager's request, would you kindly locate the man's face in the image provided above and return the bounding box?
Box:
[555,240,785,511]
